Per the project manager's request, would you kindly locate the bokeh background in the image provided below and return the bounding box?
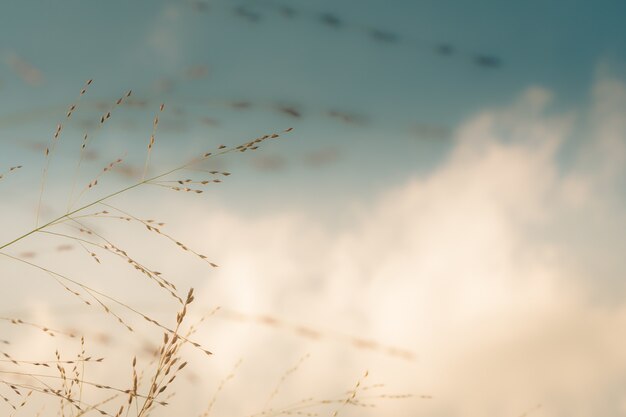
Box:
[2,1,626,416]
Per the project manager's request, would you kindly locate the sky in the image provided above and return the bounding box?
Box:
[1,1,626,416]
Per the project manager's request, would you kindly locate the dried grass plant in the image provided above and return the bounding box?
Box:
[0,80,413,416]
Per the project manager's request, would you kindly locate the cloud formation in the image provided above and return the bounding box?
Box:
[184,75,626,416]
[3,75,626,417]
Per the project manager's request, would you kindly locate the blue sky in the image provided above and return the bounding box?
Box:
[1,2,626,416]
[2,0,625,194]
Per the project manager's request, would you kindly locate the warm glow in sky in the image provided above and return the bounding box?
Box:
[1,1,626,416]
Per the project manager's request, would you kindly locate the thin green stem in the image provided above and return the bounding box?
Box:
[0,153,218,251]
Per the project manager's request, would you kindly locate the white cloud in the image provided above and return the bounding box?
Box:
[4,75,626,416]
[181,76,626,416]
